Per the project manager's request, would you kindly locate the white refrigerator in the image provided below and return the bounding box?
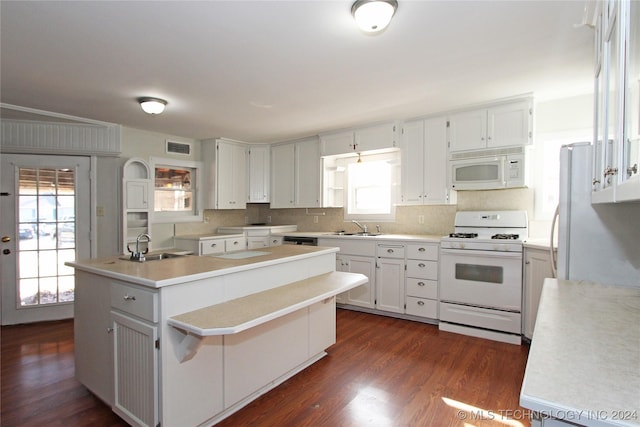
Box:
[556,142,640,286]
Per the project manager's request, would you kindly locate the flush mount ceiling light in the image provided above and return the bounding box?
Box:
[138,97,167,115]
[351,0,398,33]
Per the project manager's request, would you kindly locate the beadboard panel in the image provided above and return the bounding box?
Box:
[1,120,121,156]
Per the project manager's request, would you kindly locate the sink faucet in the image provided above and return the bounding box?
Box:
[352,220,368,234]
[128,233,151,262]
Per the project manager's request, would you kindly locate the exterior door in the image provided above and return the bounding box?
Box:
[1,154,91,325]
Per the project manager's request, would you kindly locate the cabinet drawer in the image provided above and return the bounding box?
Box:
[377,244,405,259]
[407,243,438,260]
[405,296,437,319]
[224,237,246,252]
[406,260,438,280]
[111,282,158,323]
[200,239,225,255]
[406,278,437,299]
[270,236,283,246]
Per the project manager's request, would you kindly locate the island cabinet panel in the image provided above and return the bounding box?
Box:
[74,271,114,406]
[309,297,336,355]
[223,308,309,407]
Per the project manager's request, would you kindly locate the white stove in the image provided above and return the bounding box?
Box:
[439,210,528,345]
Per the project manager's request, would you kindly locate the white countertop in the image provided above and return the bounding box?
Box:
[174,233,244,240]
[66,245,338,288]
[277,231,443,243]
[520,278,640,426]
[168,271,367,336]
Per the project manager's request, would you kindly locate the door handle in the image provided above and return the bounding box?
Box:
[3,249,11,255]
[2,236,10,243]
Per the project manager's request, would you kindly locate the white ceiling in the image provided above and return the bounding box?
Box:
[0,1,595,143]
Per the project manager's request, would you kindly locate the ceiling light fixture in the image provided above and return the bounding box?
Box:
[351,0,398,33]
[138,97,167,115]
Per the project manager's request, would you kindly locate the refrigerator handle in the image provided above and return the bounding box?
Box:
[549,204,559,278]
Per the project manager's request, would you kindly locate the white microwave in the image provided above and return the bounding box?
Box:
[450,149,526,190]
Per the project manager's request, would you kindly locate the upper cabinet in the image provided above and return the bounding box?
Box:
[270,137,321,209]
[122,158,151,254]
[203,139,247,209]
[247,145,270,203]
[401,116,455,205]
[320,122,398,156]
[448,99,533,152]
[592,0,640,203]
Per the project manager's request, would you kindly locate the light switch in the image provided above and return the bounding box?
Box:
[96,206,105,217]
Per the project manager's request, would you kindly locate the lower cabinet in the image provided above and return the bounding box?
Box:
[376,243,406,314]
[111,311,158,427]
[336,254,376,308]
[523,246,553,339]
[405,243,439,319]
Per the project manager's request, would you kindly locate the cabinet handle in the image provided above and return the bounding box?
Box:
[418,263,426,268]
[123,295,136,301]
[417,281,425,286]
[107,327,114,333]
[417,300,425,306]
[525,261,530,264]
[418,247,426,252]
[387,249,394,254]
[211,243,217,247]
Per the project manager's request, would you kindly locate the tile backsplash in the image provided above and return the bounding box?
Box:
[173,187,536,238]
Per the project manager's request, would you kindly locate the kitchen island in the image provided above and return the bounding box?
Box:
[67,245,366,427]
[520,278,640,426]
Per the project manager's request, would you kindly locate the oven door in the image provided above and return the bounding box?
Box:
[440,248,522,311]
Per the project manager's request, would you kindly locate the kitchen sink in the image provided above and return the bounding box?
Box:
[119,252,188,262]
[333,232,382,237]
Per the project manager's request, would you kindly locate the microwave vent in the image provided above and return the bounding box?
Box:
[166,140,191,155]
[450,145,524,160]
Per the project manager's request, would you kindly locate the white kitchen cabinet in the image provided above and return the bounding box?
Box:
[203,139,247,209]
[318,237,376,309]
[592,0,640,203]
[336,254,376,308]
[405,243,439,319]
[111,310,158,427]
[74,271,114,406]
[122,158,151,254]
[523,247,553,339]
[270,137,321,208]
[247,144,270,203]
[376,243,405,314]
[401,116,455,205]
[173,234,246,255]
[448,99,533,152]
[320,122,398,156]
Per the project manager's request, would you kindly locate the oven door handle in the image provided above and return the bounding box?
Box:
[440,248,523,259]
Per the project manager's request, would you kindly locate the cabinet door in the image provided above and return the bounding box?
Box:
[375,257,405,314]
[487,100,532,148]
[424,116,450,204]
[401,119,425,204]
[448,109,487,152]
[270,143,296,208]
[343,255,376,309]
[216,141,247,209]
[248,145,270,203]
[111,311,158,427]
[523,248,553,339]
[126,180,149,209]
[75,272,114,405]
[320,130,355,156]
[295,139,321,207]
[355,122,397,152]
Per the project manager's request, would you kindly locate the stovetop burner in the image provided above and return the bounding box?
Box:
[491,234,520,240]
[448,233,478,238]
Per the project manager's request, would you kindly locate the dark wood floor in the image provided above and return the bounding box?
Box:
[1,309,531,426]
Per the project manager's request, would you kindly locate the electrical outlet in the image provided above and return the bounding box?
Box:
[314,216,318,224]
[204,216,210,224]
[267,216,272,224]
[418,215,425,224]
[96,206,104,217]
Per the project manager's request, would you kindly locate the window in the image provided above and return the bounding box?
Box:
[342,151,399,221]
[150,157,202,223]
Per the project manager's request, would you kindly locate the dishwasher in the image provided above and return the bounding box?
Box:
[282,236,318,246]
